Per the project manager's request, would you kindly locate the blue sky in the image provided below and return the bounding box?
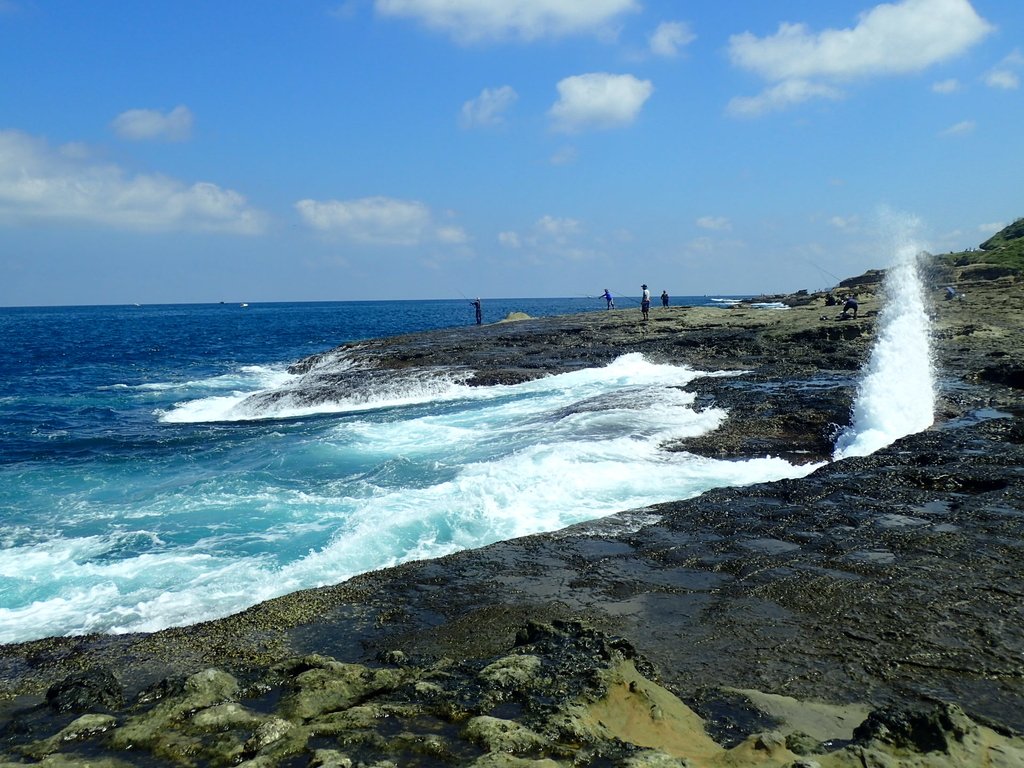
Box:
[2,0,1021,305]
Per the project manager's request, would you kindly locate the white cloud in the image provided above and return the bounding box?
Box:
[984,69,1019,89]
[931,78,960,93]
[984,51,1022,90]
[727,0,993,115]
[536,214,580,239]
[498,231,521,248]
[649,21,695,57]
[549,72,653,133]
[111,105,194,142]
[0,130,265,234]
[549,146,578,165]
[939,119,975,137]
[498,214,596,261]
[696,215,730,231]
[727,79,843,117]
[729,0,993,81]
[829,215,860,230]
[460,85,518,128]
[978,221,1005,234]
[294,195,466,246]
[375,0,639,43]
[436,225,469,244]
[686,236,715,254]
[328,1,358,20]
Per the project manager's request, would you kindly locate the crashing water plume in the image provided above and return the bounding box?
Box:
[833,233,936,459]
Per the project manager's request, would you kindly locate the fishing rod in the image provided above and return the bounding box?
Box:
[607,288,642,305]
[807,260,842,286]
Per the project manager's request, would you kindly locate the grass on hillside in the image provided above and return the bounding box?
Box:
[936,217,1024,272]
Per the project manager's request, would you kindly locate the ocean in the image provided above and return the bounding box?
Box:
[0,295,823,645]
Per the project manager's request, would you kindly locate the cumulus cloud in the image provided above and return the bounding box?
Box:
[460,85,518,128]
[729,0,993,80]
[984,49,1022,90]
[375,0,639,43]
[939,119,976,137]
[294,195,467,246]
[727,79,843,117]
[111,105,194,142]
[649,21,695,57]
[549,72,653,133]
[696,215,730,231]
[0,130,265,234]
[727,0,993,115]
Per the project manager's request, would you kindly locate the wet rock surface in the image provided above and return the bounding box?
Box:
[1,263,1023,766]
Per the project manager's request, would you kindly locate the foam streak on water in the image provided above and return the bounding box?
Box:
[834,241,935,459]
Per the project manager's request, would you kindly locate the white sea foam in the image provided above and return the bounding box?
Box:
[0,352,823,642]
[834,218,935,459]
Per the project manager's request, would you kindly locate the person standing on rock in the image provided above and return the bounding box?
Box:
[641,285,651,320]
[471,298,482,325]
[602,289,614,309]
[661,290,669,308]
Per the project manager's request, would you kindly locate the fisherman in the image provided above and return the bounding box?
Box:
[660,290,669,308]
[840,294,858,319]
[471,297,482,325]
[602,288,614,309]
[641,284,651,321]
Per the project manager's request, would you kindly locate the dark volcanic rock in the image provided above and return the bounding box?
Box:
[46,668,123,714]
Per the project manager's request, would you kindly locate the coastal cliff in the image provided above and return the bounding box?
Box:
[1,227,1023,766]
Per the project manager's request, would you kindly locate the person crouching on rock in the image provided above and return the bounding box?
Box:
[840,294,858,319]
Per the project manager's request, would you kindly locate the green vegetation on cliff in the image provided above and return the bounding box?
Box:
[939,217,1024,272]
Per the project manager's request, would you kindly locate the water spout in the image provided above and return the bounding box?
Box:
[833,240,935,459]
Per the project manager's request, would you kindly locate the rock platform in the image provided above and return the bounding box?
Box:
[1,261,1022,766]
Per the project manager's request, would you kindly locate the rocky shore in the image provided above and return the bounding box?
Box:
[1,253,1022,767]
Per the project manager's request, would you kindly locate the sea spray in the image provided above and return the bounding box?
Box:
[833,240,935,459]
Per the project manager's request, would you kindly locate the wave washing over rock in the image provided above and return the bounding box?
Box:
[2,236,1024,765]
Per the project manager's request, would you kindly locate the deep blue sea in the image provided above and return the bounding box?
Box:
[1,296,820,644]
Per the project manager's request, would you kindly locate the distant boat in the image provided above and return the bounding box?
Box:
[240,303,249,308]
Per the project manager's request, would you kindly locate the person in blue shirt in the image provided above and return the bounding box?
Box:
[602,289,614,309]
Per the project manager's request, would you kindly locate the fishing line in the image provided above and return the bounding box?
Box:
[608,288,642,305]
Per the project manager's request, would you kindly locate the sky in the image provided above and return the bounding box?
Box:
[1,0,1022,306]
